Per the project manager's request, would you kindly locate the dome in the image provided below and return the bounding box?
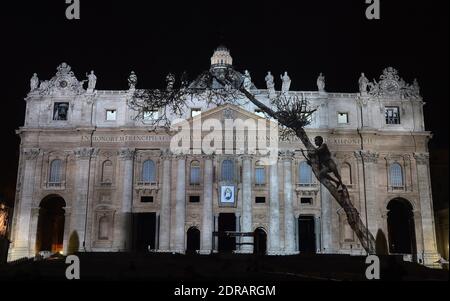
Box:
[211,45,233,68]
[215,44,229,52]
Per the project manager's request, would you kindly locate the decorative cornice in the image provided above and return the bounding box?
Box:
[174,154,188,160]
[355,150,379,164]
[239,154,254,161]
[279,150,295,161]
[202,154,215,161]
[414,153,429,165]
[118,148,136,160]
[23,148,40,160]
[160,149,173,160]
[74,147,95,159]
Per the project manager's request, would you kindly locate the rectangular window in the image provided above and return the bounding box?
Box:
[189,195,200,203]
[143,110,159,121]
[53,102,69,121]
[106,109,117,121]
[190,166,200,185]
[385,107,400,125]
[300,197,313,205]
[255,167,265,185]
[255,197,266,204]
[141,196,154,203]
[337,112,349,124]
[191,108,202,118]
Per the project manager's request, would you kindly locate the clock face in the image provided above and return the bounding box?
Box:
[383,80,399,95]
[59,80,68,88]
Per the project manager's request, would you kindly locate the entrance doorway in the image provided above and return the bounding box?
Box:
[253,228,267,255]
[298,216,316,253]
[36,195,66,253]
[132,212,156,252]
[218,213,236,252]
[186,227,200,253]
[387,198,416,255]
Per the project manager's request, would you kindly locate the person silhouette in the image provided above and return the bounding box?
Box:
[310,136,344,190]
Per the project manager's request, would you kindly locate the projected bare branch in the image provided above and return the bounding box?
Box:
[128,66,376,254]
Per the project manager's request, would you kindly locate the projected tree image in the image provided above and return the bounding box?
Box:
[127,55,377,254]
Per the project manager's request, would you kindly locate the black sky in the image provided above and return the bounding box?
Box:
[0,0,448,204]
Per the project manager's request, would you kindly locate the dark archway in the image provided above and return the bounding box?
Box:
[218,213,236,252]
[36,195,66,254]
[375,229,389,255]
[298,216,316,253]
[186,227,200,253]
[387,198,417,255]
[253,228,267,255]
[132,212,156,252]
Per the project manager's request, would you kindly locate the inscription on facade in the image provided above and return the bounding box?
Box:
[82,135,171,143]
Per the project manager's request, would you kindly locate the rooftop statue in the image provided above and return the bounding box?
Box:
[166,73,175,91]
[280,71,291,94]
[128,71,137,89]
[87,70,97,90]
[243,70,252,91]
[358,72,369,94]
[317,73,325,92]
[30,73,39,92]
[265,71,276,99]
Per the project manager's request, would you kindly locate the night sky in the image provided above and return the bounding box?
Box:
[0,0,448,206]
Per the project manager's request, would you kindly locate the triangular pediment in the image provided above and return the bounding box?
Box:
[183,103,278,128]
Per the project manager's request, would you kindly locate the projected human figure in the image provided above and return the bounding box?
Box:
[310,136,343,189]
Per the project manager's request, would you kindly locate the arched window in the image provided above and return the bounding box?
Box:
[221,160,234,182]
[341,163,352,185]
[98,216,109,240]
[299,161,312,184]
[190,160,200,185]
[49,159,62,183]
[142,160,156,183]
[255,161,266,185]
[101,160,113,183]
[390,163,404,188]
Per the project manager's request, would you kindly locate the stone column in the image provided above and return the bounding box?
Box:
[214,213,219,252]
[240,155,253,253]
[315,216,321,253]
[159,153,172,251]
[28,207,40,256]
[282,153,296,254]
[360,151,379,237]
[320,184,333,253]
[414,153,439,266]
[70,147,95,252]
[413,210,425,260]
[294,214,299,252]
[62,207,72,255]
[114,148,135,251]
[155,213,160,250]
[269,160,280,254]
[200,156,213,254]
[10,148,40,260]
[235,213,241,251]
[174,156,186,252]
